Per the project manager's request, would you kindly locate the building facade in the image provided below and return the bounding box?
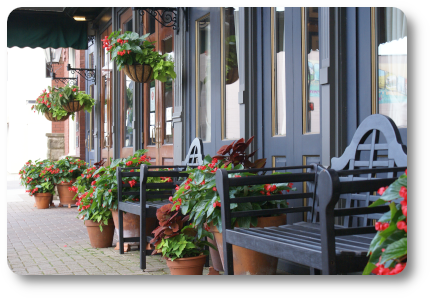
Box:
[86,7,407,165]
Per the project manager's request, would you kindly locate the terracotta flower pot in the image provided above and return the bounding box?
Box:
[56,180,77,208]
[44,111,70,122]
[85,218,115,248]
[206,226,224,272]
[33,193,53,209]
[210,214,287,275]
[111,209,158,248]
[62,100,85,113]
[165,255,207,275]
[122,64,153,83]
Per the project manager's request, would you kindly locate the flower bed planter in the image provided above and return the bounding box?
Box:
[165,255,207,275]
[122,64,153,83]
[56,180,77,208]
[210,214,286,275]
[33,193,53,209]
[85,219,115,248]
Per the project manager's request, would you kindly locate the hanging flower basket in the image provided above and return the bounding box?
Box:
[62,101,85,113]
[44,111,70,122]
[122,64,154,83]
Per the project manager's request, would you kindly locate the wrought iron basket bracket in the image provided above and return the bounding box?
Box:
[66,64,97,85]
[51,73,78,86]
[88,35,95,47]
[132,7,187,34]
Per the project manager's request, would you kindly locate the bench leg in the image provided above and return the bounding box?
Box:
[119,210,124,254]
[223,242,234,275]
[140,212,146,270]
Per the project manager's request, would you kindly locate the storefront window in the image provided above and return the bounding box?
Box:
[376,7,407,128]
[196,15,211,142]
[303,7,320,134]
[222,7,240,140]
[148,80,156,146]
[124,76,134,147]
[164,37,174,145]
[272,7,286,136]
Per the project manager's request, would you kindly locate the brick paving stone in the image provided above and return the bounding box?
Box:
[8,184,291,276]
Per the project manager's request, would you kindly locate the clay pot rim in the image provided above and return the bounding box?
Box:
[84,218,114,227]
[33,192,54,197]
[165,254,207,262]
[56,180,76,186]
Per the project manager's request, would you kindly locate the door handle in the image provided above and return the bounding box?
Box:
[105,133,110,148]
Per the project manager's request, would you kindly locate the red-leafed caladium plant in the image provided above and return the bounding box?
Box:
[213,136,266,169]
[362,169,407,275]
[150,204,216,261]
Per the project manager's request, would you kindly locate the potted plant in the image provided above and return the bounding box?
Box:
[150,204,216,275]
[52,85,95,113]
[102,31,176,83]
[362,169,407,275]
[53,156,89,208]
[74,150,159,249]
[19,159,57,209]
[171,137,295,274]
[31,87,71,121]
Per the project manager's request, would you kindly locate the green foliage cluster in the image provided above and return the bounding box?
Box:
[31,86,69,120]
[19,159,57,196]
[103,31,176,82]
[156,225,215,261]
[73,150,170,231]
[31,85,95,120]
[362,171,407,275]
[172,155,295,238]
[53,85,95,113]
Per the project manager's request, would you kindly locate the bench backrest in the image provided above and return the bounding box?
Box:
[216,165,318,231]
[330,114,407,227]
[117,138,204,205]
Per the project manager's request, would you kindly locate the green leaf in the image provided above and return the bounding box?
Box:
[362,262,377,275]
[379,238,407,264]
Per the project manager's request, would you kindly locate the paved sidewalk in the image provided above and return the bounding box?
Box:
[6,180,191,275]
[7,179,289,276]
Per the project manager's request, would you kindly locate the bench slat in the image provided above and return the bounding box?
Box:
[230,206,311,218]
[333,205,390,217]
[271,226,370,251]
[339,178,397,194]
[118,201,141,216]
[230,192,313,204]
[260,227,369,252]
[334,227,377,237]
[228,172,315,187]
[225,229,323,269]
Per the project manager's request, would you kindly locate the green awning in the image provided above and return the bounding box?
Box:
[7,10,88,50]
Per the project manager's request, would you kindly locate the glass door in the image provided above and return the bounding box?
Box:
[119,8,134,159]
[100,25,113,166]
[85,39,96,165]
[142,10,175,165]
